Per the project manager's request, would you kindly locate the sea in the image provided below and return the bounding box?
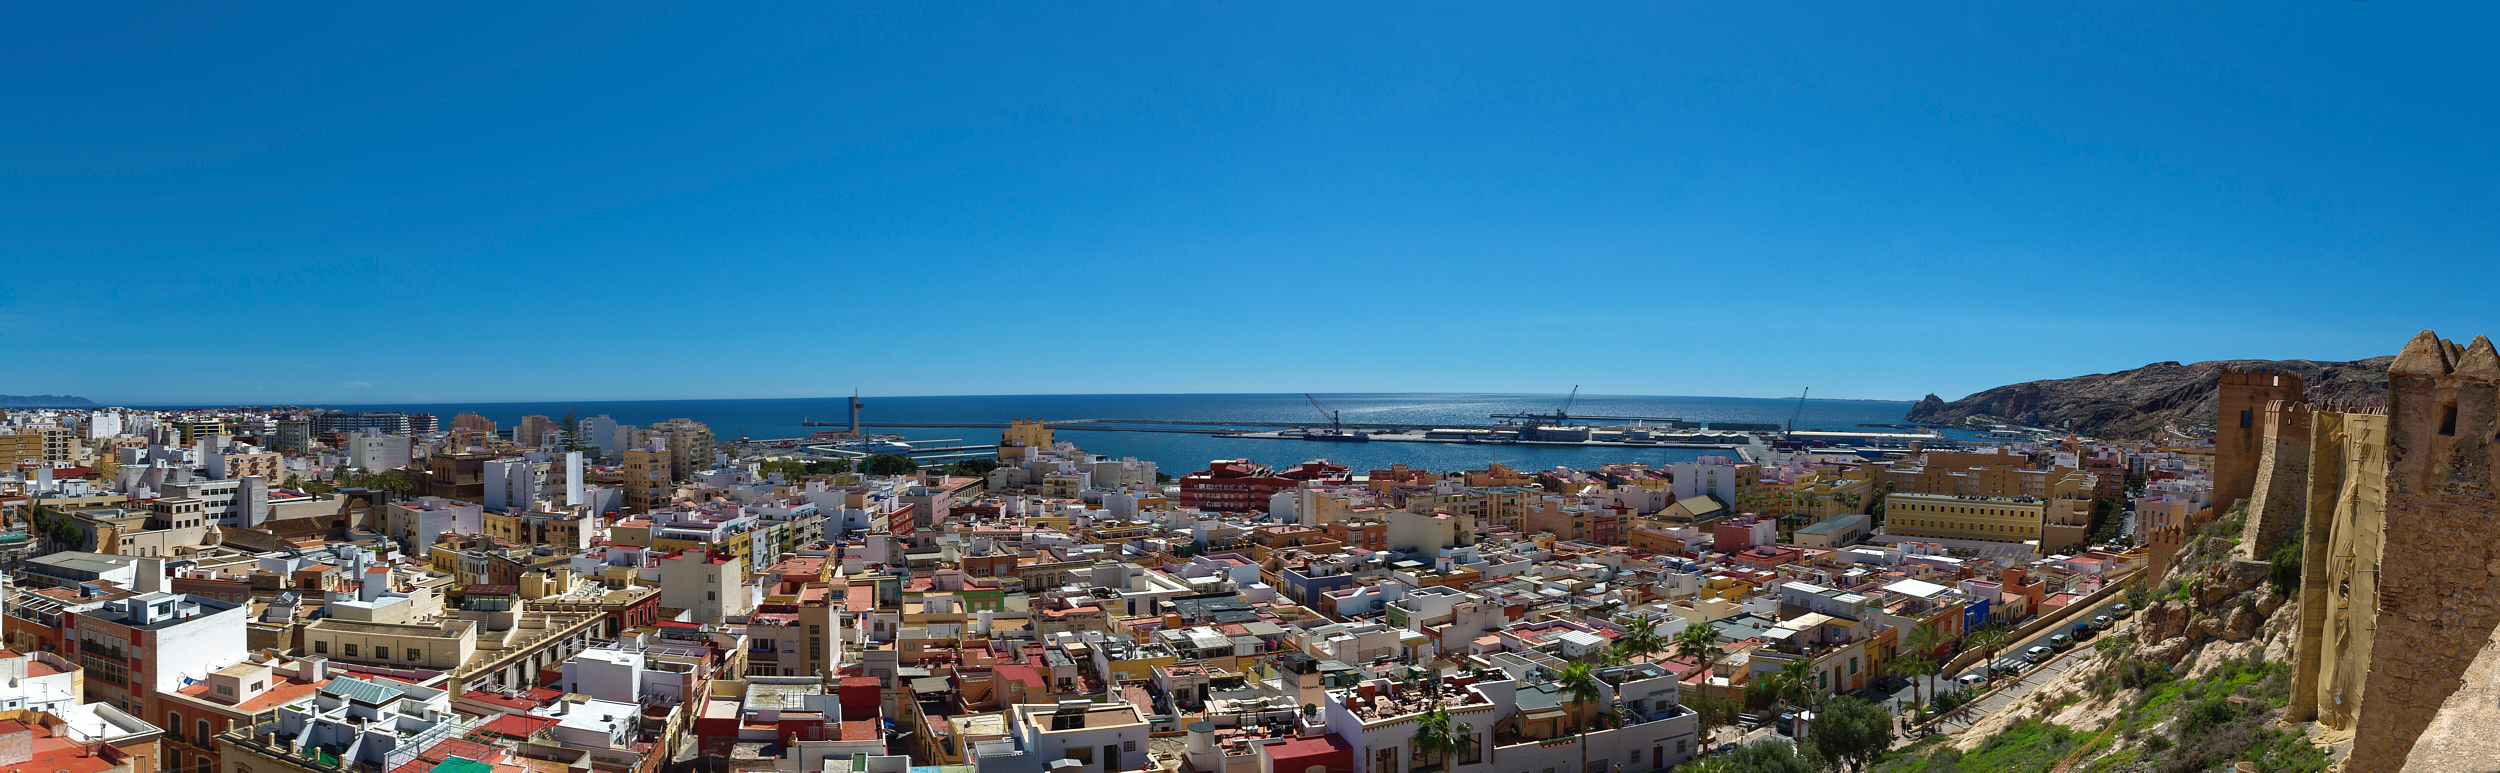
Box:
[247,393,1927,474]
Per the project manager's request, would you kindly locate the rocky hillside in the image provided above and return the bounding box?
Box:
[1874,509,2338,772]
[1905,356,2395,438]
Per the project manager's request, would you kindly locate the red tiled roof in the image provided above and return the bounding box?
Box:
[478,713,558,740]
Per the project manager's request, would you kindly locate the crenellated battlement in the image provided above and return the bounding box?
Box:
[2337,330,2500,770]
[2261,399,2313,440]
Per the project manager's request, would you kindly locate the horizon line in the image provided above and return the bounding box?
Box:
[104,389,1919,410]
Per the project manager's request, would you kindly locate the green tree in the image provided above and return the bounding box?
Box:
[1690,694,1742,755]
[1804,696,1892,772]
[1713,741,1823,773]
[946,458,1001,477]
[2268,537,2303,596]
[1558,663,1607,773]
[865,454,918,476]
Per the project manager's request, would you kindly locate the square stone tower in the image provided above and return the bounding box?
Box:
[2343,331,2500,770]
[2214,368,2305,512]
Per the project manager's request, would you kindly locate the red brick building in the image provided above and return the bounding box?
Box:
[1178,460,1299,512]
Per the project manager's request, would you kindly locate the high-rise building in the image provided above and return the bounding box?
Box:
[346,430,411,472]
[407,412,439,433]
[449,412,496,435]
[517,415,558,448]
[623,441,673,512]
[650,419,715,480]
[579,414,620,460]
[310,412,411,436]
[482,457,548,512]
[171,420,228,447]
[272,419,312,453]
[423,452,491,503]
[0,429,45,467]
[85,410,122,439]
[658,550,750,624]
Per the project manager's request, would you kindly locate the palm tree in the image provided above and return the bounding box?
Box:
[1887,654,1932,723]
[1411,707,1457,773]
[1446,717,1477,770]
[1619,617,1662,664]
[1673,623,1720,670]
[1964,628,2010,677]
[1892,623,1941,721]
[1558,663,1606,773]
[1775,658,1818,708]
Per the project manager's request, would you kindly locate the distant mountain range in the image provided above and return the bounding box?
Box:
[0,395,100,408]
[1907,356,2395,438]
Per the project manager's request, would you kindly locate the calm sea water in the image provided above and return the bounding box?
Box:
[270,393,1919,474]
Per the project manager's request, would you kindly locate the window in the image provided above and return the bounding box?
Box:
[198,719,213,747]
[2240,410,2253,428]
[343,644,358,657]
[1123,741,1137,752]
[1849,657,1859,675]
[314,641,328,654]
[2442,403,2459,436]
[408,649,422,662]
[374,647,390,660]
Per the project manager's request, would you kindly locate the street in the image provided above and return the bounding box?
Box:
[1889,588,2139,730]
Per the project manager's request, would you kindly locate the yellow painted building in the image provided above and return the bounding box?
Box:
[999,419,1054,462]
[1789,471,1875,520]
[1884,492,2048,545]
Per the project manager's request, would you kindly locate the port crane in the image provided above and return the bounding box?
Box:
[1786,387,1810,433]
[1304,394,1347,434]
[1490,385,1617,427]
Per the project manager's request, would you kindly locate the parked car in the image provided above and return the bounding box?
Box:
[2070,622,2095,639]
[1775,708,1800,735]
[2025,645,2055,663]
[2113,602,2131,613]
[1956,673,1988,690]
[2092,614,2114,629]
[2050,633,2073,649]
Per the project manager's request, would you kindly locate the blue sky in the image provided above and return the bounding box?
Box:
[6,2,2496,405]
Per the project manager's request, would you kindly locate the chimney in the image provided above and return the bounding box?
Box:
[134,558,166,596]
[300,655,328,682]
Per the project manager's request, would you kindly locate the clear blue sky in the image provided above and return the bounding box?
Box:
[6,2,2495,406]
